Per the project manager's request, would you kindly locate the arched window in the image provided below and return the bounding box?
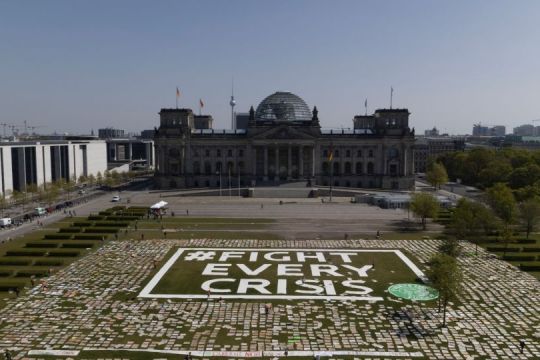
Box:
[193,161,200,175]
[227,161,234,175]
[368,149,373,158]
[356,162,363,174]
[323,149,328,158]
[322,162,329,176]
[333,162,340,175]
[215,161,222,173]
[367,162,374,175]
[357,149,362,157]
[346,150,351,157]
[335,150,340,157]
[344,162,352,175]
[238,161,245,175]
[204,161,212,175]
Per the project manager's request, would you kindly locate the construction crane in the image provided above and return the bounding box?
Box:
[0,123,13,137]
[28,125,46,135]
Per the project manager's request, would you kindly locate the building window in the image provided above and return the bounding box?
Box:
[205,149,210,157]
[368,149,373,158]
[216,161,222,173]
[390,164,397,175]
[356,162,363,174]
[346,150,351,157]
[357,150,362,157]
[239,149,244,157]
[367,162,374,175]
[323,150,328,158]
[204,161,211,175]
[193,161,200,175]
[335,150,340,157]
[345,181,351,187]
[357,181,362,188]
[238,161,245,175]
[333,162,340,175]
[228,149,233,157]
[322,162,329,176]
[344,162,352,175]
[217,149,221,157]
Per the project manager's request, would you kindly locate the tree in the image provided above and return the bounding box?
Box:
[426,162,448,189]
[43,184,60,207]
[96,172,103,186]
[452,198,494,255]
[410,192,439,230]
[427,254,462,327]
[12,190,28,213]
[87,174,96,186]
[518,197,540,239]
[486,183,517,227]
[63,178,77,200]
[0,195,7,217]
[77,175,87,185]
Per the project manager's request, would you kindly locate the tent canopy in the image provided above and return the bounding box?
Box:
[150,201,168,209]
[388,283,439,301]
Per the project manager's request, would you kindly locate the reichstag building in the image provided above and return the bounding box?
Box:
[154,91,415,190]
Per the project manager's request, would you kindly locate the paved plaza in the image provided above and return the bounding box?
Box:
[0,236,538,359]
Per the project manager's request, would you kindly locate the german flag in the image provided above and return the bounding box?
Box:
[328,145,334,162]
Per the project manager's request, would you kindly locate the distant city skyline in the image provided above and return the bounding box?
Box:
[1,0,539,135]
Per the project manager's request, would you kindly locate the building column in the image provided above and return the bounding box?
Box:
[312,146,316,178]
[275,146,280,180]
[128,142,133,161]
[287,144,292,179]
[299,146,304,178]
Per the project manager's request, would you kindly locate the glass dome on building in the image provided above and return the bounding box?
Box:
[255,91,312,122]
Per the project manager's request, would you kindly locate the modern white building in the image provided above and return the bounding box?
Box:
[0,139,107,196]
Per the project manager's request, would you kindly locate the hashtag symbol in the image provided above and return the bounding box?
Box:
[184,251,216,261]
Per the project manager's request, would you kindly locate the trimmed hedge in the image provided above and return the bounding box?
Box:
[0,271,11,277]
[0,281,27,291]
[71,234,106,240]
[84,227,119,234]
[61,243,94,249]
[0,259,30,266]
[94,221,129,228]
[25,243,59,249]
[88,215,105,221]
[15,270,48,278]
[502,254,537,261]
[5,250,46,257]
[486,246,521,253]
[520,263,540,271]
[44,234,72,240]
[34,259,64,266]
[105,215,140,221]
[47,251,80,257]
[58,227,82,233]
[522,247,540,253]
[73,221,93,227]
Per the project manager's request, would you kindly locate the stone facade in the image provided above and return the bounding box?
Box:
[154,92,415,190]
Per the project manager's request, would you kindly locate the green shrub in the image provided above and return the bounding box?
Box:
[47,251,79,257]
[0,271,12,277]
[84,227,119,234]
[502,254,537,261]
[73,221,93,227]
[44,234,72,240]
[522,247,540,253]
[516,239,536,244]
[105,215,140,221]
[93,221,129,228]
[0,280,26,291]
[25,243,59,249]
[486,246,521,252]
[88,215,105,221]
[15,270,49,278]
[71,234,106,240]
[34,259,64,266]
[5,250,46,257]
[61,243,94,249]
[0,259,30,266]
[58,227,82,233]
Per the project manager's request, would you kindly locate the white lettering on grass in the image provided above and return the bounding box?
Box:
[201,278,235,293]
[202,263,231,276]
[310,264,342,277]
[249,251,258,262]
[342,280,373,295]
[237,279,271,294]
[342,264,373,277]
[295,279,324,294]
[237,264,271,276]
[219,251,245,262]
[297,252,326,263]
[263,252,291,262]
[277,279,287,294]
[277,264,303,276]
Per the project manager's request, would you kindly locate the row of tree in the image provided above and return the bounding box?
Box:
[438,147,540,200]
[0,170,141,216]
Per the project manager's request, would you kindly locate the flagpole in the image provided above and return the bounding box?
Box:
[329,143,333,203]
[365,99,368,116]
[390,87,393,109]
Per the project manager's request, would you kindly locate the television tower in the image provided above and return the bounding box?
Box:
[229,79,236,130]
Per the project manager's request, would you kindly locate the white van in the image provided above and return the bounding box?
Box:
[35,207,47,216]
[0,218,11,228]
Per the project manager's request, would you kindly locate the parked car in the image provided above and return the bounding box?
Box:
[112,195,120,202]
[35,207,47,216]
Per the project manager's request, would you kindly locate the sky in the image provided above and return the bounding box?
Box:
[1,0,539,135]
